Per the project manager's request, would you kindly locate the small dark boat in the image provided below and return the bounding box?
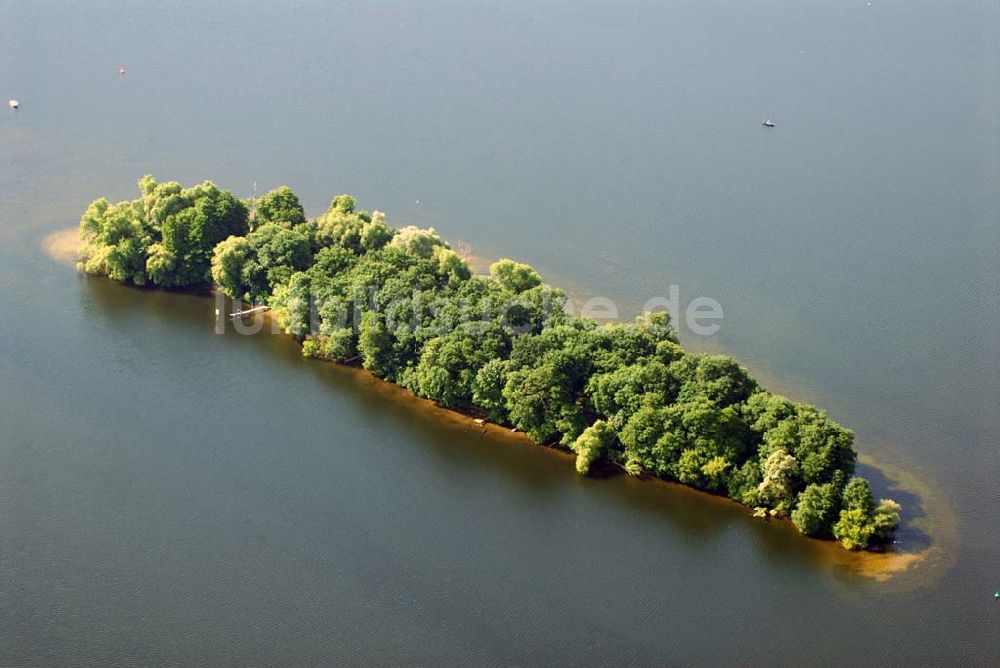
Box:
[762,118,775,128]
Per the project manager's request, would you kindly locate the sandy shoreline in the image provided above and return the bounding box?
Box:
[41,227,82,266]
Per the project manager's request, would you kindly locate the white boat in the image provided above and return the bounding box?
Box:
[8,99,18,110]
[762,118,775,127]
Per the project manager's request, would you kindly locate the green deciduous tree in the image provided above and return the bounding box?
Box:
[503,363,584,445]
[830,479,899,549]
[472,359,511,423]
[434,247,471,286]
[389,225,446,259]
[571,421,615,475]
[672,354,757,408]
[489,258,542,294]
[211,236,258,299]
[79,198,151,284]
[410,324,508,408]
[833,508,875,550]
[361,212,395,251]
[255,185,306,227]
[586,358,677,428]
[757,449,802,512]
[358,311,394,378]
[791,482,841,536]
[841,477,874,515]
[872,499,901,541]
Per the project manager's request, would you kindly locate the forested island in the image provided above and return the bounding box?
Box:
[78,176,901,550]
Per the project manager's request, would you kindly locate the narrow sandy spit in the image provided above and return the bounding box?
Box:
[41,227,82,266]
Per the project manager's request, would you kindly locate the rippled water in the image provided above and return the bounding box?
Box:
[1,0,998,663]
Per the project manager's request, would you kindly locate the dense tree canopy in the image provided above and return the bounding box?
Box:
[79,177,901,550]
[80,176,248,287]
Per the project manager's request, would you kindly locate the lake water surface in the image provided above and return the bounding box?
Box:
[1,0,998,663]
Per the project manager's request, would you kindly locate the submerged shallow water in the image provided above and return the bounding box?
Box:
[2,0,998,663]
